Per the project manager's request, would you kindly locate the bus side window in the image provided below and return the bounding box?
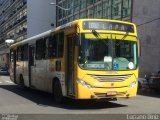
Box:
[36,38,47,60]
[17,46,22,61]
[57,32,64,57]
[48,32,64,58]
[23,44,28,61]
[48,36,53,58]
[48,35,57,58]
[16,44,28,62]
[44,37,49,59]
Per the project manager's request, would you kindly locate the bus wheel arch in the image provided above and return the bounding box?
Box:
[52,78,63,103]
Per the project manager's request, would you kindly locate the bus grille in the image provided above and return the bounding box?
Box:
[90,74,132,82]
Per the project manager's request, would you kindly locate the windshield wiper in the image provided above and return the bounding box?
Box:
[92,30,100,38]
[92,30,110,47]
[121,31,129,41]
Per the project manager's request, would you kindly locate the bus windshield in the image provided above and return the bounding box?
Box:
[78,33,138,70]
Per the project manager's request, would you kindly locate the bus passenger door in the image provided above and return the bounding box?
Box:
[66,35,76,96]
[28,45,35,87]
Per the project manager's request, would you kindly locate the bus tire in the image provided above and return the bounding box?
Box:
[53,80,63,103]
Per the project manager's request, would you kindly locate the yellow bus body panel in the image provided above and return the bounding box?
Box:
[75,65,138,99]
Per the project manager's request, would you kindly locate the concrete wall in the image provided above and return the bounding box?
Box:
[132,0,160,76]
[27,0,56,38]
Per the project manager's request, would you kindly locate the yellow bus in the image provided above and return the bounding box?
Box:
[10,19,139,103]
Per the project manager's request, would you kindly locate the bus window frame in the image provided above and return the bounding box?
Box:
[48,32,64,59]
[16,46,22,61]
[22,43,29,61]
[35,38,47,60]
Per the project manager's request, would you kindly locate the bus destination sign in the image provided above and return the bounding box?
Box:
[83,21,134,33]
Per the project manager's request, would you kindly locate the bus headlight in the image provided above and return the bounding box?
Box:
[77,79,92,89]
[128,80,137,88]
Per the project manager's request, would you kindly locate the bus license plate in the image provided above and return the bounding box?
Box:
[107,91,117,96]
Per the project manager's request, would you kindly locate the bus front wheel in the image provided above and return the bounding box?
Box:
[53,80,63,103]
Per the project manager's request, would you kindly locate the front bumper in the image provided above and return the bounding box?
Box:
[76,83,138,99]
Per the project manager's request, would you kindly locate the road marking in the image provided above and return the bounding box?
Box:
[5,81,14,84]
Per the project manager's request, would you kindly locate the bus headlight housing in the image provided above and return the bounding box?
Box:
[77,79,92,89]
[128,80,137,88]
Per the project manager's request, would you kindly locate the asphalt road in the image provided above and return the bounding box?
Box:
[0,75,160,119]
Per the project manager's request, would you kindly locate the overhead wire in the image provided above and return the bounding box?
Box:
[137,17,160,27]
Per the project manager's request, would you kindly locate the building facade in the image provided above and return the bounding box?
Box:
[132,0,160,76]
[0,0,56,67]
[56,0,132,26]
[27,0,56,38]
[0,0,27,43]
[0,0,27,67]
